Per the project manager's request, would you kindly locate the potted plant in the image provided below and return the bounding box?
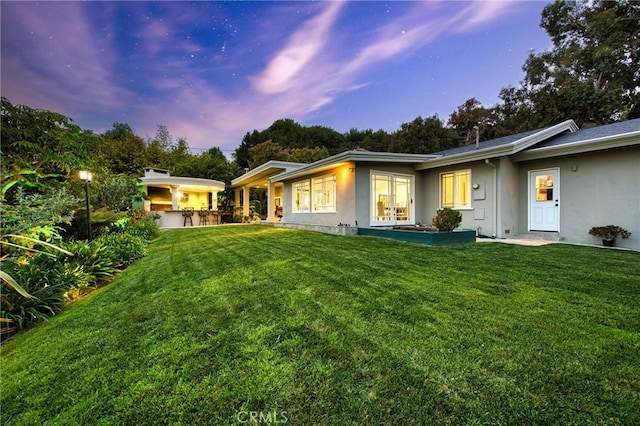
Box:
[588,225,631,247]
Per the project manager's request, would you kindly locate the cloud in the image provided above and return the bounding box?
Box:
[1,1,529,153]
[251,1,344,94]
[0,2,132,115]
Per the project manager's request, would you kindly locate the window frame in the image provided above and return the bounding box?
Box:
[312,174,336,213]
[439,169,471,209]
[292,179,311,213]
[291,173,337,214]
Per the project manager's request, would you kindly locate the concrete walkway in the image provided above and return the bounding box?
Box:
[476,237,555,247]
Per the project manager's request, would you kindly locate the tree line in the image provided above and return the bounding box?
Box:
[234,0,639,169]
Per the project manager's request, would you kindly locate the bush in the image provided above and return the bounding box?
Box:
[433,208,462,232]
[1,253,79,331]
[124,217,160,242]
[62,240,116,287]
[95,233,147,267]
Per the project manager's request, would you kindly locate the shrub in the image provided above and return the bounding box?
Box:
[62,240,116,287]
[433,208,462,232]
[124,217,160,242]
[96,233,147,267]
[588,225,631,241]
[1,254,79,331]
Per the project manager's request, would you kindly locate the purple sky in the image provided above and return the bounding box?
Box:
[1,1,551,154]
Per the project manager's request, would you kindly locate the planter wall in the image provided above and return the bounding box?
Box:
[358,228,476,246]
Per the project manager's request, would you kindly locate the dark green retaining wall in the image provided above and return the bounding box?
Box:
[357,228,476,246]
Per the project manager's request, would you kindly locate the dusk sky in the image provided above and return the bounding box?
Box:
[1,1,552,155]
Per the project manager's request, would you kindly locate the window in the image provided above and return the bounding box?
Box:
[312,175,336,212]
[292,174,336,213]
[440,170,470,208]
[292,180,311,212]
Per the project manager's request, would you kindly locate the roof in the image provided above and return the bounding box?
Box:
[231,160,306,187]
[416,120,579,170]
[272,150,439,182]
[535,118,640,148]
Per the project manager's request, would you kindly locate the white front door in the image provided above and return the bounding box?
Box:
[371,172,414,226]
[529,168,559,231]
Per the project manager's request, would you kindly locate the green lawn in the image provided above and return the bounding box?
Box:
[2,225,639,425]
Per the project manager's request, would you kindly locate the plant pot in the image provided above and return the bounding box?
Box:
[602,239,614,247]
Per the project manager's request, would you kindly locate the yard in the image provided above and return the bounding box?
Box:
[2,225,639,425]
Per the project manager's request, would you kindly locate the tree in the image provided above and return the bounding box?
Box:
[391,115,458,153]
[497,0,640,129]
[1,98,94,197]
[101,123,148,175]
[447,99,512,143]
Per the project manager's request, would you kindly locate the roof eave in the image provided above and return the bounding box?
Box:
[272,151,438,182]
[513,131,640,162]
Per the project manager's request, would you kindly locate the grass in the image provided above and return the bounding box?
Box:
[2,225,639,425]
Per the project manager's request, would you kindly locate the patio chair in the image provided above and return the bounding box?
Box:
[182,207,194,226]
[275,205,283,219]
[198,208,210,226]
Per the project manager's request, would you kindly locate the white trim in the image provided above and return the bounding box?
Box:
[439,169,472,209]
[527,167,560,232]
[369,170,415,227]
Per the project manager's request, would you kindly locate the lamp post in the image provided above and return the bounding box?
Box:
[79,170,93,241]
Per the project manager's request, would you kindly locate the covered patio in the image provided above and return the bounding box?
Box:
[139,168,226,227]
[230,161,304,222]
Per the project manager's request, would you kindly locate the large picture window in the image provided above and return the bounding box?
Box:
[292,174,336,213]
[312,175,336,212]
[440,170,470,208]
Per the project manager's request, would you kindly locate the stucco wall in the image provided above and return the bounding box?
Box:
[422,161,496,235]
[517,145,640,248]
[281,163,356,226]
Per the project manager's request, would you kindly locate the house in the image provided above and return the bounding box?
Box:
[230,119,640,249]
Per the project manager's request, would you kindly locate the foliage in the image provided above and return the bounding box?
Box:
[390,115,459,153]
[235,119,347,168]
[91,173,141,212]
[95,233,147,267]
[1,252,75,332]
[433,207,462,232]
[61,240,116,288]
[248,141,330,169]
[1,226,639,424]
[588,225,631,241]
[1,187,80,242]
[123,217,161,242]
[0,98,95,186]
[496,0,640,130]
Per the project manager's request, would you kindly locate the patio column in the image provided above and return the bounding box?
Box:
[170,185,180,210]
[242,186,250,218]
[266,181,274,222]
[234,188,241,217]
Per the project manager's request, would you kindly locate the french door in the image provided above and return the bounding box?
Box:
[371,172,414,226]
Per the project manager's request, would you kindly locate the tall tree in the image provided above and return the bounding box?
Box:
[101,123,148,175]
[497,0,640,129]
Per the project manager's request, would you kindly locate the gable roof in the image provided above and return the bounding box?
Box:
[231,160,305,188]
[514,118,640,161]
[415,120,579,170]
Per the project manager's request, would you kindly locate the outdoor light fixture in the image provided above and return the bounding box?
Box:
[79,170,93,241]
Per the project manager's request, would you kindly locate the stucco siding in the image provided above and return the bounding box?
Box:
[422,161,496,235]
[281,163,356,226]
[518,145,640,248]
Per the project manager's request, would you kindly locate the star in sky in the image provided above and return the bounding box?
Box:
[1,1,550,153]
